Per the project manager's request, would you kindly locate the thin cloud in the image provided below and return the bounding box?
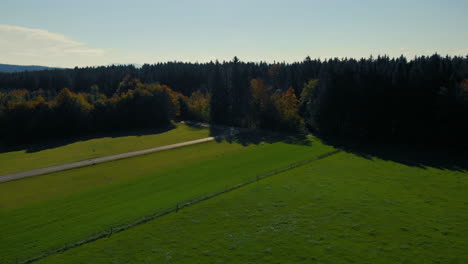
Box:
[0,24,104,66]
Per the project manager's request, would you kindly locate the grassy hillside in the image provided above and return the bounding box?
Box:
[0,136,334,263]
[0,123,209,175]
[36,151,468,264]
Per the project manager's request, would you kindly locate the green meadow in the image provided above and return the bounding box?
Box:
[0,135,334,263]
[0,123,209,175]
[35,151,468,264]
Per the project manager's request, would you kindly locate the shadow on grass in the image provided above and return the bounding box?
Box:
[208,125,312,146]
[182,122,208,130]
[183,122,468,171]
[320,136,468,172]
[0,123,178,154]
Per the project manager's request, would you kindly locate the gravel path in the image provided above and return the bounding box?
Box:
[0,137,216,184]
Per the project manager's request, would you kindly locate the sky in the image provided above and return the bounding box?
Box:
[1,0,467,67]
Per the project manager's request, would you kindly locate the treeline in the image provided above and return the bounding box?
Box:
[0,58,317,97]
[1,54,468,146]
[311,55,468,145]
[0,79,210,144]
[0,70,300,143]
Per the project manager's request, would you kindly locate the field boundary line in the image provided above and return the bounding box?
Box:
[17,149,342,264]
[0,137,218,184]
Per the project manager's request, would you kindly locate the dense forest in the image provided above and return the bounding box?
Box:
[1,54,467,146]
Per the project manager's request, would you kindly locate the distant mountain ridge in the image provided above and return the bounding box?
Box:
[0,64,61,73]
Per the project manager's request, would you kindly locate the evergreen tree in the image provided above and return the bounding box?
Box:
[209,62,229,125]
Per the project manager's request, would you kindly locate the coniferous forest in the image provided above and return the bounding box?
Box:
[1,54,467,146]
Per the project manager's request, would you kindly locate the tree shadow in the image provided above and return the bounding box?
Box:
[320,136,468,172]
[198,122,468,171]
[0,123,177,154]
[208,125,311,146]
[182,121,209,130]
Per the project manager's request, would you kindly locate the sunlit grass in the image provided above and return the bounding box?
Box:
[36,152,468,264]
[0,136,334,263]
[0,123,209,175]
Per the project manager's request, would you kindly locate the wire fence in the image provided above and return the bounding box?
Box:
[17,149,342,264]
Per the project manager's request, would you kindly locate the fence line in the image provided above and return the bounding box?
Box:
[18,149,342,264]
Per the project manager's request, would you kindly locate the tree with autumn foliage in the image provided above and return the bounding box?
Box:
[248,78,304,131]
[271,87,304,131]
[116,74,142,94]
[181,91,210,122]
[248,78,271,128]
[54,88,94,135]
[1,91,53,142]
[0,81,182,144]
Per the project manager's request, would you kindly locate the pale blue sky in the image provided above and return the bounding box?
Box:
[1,0,467,67]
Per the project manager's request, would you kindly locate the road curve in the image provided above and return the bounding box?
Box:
[0,136,217,184]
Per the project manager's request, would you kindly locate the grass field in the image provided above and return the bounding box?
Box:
[0,123,210,175]
[34,151,468,264]
[0,135,335,263]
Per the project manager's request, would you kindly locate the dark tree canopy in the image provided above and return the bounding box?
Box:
[1,54,468,147]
